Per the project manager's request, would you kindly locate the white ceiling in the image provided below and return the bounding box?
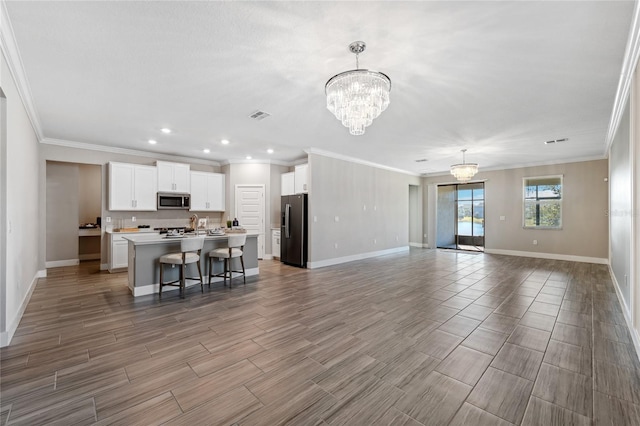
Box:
[3,1,635,174]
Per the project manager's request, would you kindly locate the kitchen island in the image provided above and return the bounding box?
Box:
[123,233,259,296]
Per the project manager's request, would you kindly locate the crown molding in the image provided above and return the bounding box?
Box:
[605,0,640,153]
[421,154,607,178]
[41,138,222,167]
[220,158,295,166]
[0,0,43,141]
[305,147,419,176]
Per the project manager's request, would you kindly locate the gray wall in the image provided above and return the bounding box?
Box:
[424,159,609,260]
[610,98,631,308]
[308,153,421,264]
[408,184,422,245]
[46,162,79,262]
[78,164,101,224]
[1,53,41,346]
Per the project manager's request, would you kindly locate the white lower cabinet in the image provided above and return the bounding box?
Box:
[108,232,139,272]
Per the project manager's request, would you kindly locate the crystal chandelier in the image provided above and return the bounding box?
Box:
[325,41,391,136]
[450,149,479,182]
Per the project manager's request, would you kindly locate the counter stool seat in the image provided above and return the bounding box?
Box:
[208,234,246,287]
[159,236,205,299]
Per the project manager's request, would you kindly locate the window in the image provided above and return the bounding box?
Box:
[523,175,562,229]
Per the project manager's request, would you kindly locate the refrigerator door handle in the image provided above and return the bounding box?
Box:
[285,204,291,239]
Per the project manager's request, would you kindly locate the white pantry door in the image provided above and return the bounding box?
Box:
[235,185,265,259]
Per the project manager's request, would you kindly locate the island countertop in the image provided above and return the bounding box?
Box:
[124,233,259,297]
[122,232,259,245]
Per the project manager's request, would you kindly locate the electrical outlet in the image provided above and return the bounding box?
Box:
[500,216,506,221]
[533,240,538,245]
[314,216,318,222]
[363,204,366,211]
[334,243,338,249]
[374,239,377,244]
[334,216,339,222]
[106,217,111,223]
[131,216,136,222]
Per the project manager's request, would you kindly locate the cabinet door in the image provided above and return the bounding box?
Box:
[133,165,157,210]
[190,171,209,211]
[112,241,129,268]
[294,164,308,194]
[109,163,135,210]
[157,161,190,192]
[281,172,294,196]
[208,173,225,211]
[173,163,191,193]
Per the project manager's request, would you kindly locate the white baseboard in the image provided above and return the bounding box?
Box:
[307,246,410,269]
[45,259,79,268]
[608,265,640,362]
[410,242,429,248]
[100,263,108,271]
[79,253,100,261]
[263,254,273,260]
[0,270,44,347]
[484,248,608,265]
[130,267,260,297]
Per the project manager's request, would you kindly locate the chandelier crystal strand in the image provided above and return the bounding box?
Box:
[325,42,391,136]
[450,149,479,182]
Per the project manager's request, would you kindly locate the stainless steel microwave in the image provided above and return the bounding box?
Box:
[157,193,190,210]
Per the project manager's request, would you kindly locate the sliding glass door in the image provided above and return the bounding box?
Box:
[437,183,485,251]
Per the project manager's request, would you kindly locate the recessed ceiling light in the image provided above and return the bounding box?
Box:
[267,149,274,154]
[221,139,230,145]
[160,128,171,134]
[203,149,210,153]
[148,139,157,145]
[246,156,252,160]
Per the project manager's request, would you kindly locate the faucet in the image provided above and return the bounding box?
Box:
[190,214,199,235]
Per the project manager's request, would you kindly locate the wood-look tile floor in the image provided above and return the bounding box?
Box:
[2,249,640,425]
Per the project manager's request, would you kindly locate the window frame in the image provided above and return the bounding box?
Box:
[522,174,563,230]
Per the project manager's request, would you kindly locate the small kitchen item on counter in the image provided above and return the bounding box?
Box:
[226,219,232,228]
[208,228,225,236]
[232,218,239,227]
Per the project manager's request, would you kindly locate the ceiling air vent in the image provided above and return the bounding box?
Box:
[415,158,428,163]
[545,137,569,145]
[249,110,271,121]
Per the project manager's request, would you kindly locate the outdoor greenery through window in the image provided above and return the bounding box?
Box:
[523,175,562,229]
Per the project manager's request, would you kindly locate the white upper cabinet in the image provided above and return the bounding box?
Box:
[281,172,295,196]
[157,161,190,193]
[190,171,225,211]
[294,164,309,194]
[109,162,157,211]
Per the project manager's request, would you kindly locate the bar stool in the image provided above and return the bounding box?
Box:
[208,234,246,287]
[159,236,205,299]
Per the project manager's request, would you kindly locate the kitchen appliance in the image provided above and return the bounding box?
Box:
[157,193,190,210]
[281,193,307,267]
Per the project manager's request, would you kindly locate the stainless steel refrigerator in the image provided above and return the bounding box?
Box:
[281,194,308,267]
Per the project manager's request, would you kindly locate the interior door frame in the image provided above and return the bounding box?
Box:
[234,184,265,259]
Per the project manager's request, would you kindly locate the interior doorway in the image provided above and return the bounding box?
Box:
[437,182,485,252]
[235,184,265,259]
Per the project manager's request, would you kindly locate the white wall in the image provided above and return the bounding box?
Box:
[307,153,421,267]
[1,53,41,347]
[610,98,632,307]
